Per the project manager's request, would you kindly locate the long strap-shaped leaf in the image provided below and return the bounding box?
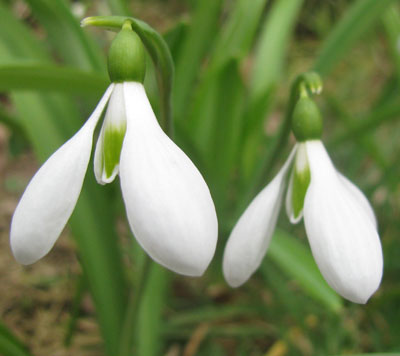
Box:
[172,0,223,122]
[26,0,105,72]
[0,63,108,93]
[314,0,396,76]
[268,229,342,312]
[0,322,33,356]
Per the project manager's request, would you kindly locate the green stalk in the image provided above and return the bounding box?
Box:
[82,16,174,135]
[119,256,152,356]
[238,72,322,213]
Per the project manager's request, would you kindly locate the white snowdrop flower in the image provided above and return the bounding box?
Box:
[10,22,218,277]
[223,95,383,303]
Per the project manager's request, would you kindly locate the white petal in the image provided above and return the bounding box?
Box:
[94,83,126,185]
[303,140,383,304]
[10,85,114,264]
[119,82,218,276]
[337,172,377,228]
[223,147,297,287]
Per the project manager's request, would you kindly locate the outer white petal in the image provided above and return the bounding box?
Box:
[337,172,377,228]
[10,85,114,264]
[223,147,297,287]
[303,140,383,304]
[94,83,126,185]
[119,82,218,276]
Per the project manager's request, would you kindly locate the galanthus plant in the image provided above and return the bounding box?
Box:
[223,89,383,304]
[10,21,218,276]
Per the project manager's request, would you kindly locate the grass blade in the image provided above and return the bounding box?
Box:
[314,0,396,76]
[190,60,245,215]
[250,0,304,101]
[267,229,343,312]
[242,0,304,184]
[26,0,105,71]
[172,0,223,121]
[135,265,168,356]
[0,63,108,93]
[0,322,32,356]
[210,0,268,69]
[106,0,130,16]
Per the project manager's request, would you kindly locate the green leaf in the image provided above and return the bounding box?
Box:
[382,5,400,79]
[82,16,174,134]
[0,322,32,356]
[191,60,245,215]
[241,0,304,186]
[0,63,108,93]
[326,96,390,171]
[135,264,168,356]
[106,0,130,16]
[209,0,268,70]
[25,0,105,71]
[267,229,343,312]
[250,0,304,100]
[182,0,268,174]
[314,0,396,76]
[329,99,400,147]
[70,180,128,356]
[172,0,223,121]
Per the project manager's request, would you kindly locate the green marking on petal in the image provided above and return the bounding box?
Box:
[291,145,311,219]
[103,125,126,179]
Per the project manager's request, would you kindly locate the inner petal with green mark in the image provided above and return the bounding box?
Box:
[286,143,311,223]
[103,123,127,178]
[94,83,127,185]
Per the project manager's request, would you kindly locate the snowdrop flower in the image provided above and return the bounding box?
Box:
[10,22,218,276]
[223,94,383,303]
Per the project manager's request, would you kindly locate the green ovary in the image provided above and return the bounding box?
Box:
[291,164,311,219]
[103,125,126,178]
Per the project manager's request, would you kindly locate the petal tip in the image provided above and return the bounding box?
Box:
[10,236,41,265]
[223,269,247,288]
[156,253,212,277]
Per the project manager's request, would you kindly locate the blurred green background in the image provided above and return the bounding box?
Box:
[0,0,399,355]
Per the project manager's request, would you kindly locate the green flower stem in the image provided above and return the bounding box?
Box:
[238,72,322,213]
[119,256,152,356]
[82,16,174,136]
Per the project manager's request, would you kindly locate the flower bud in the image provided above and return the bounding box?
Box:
[291,96,323,142]
[108,21,146,83]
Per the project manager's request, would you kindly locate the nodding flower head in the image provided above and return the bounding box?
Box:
[223,94,383,304]
[10,21,218,277]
